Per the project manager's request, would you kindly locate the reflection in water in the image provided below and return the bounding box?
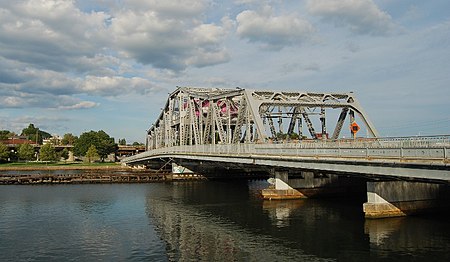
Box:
[365,216,450,257]
[146,180,450,262]
[146,191,329,261]
[365,217,405,245]
[262,200,305,228]
[1,180,449,261]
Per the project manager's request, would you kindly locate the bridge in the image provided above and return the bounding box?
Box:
[122,87,450,218]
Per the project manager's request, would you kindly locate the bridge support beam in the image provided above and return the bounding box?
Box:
[363,181,449,219]
[262,171,305,200]
[288,172,365,197]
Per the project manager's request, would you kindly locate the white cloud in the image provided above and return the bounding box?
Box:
[236,8,314,49]
[110,7,230,71]
[0,1,110,72]
[234,0,259,4]
[125,0,208,17]
[0,89,98,110]
[0,115,70,135]
[0,96,24,108]
[306,0,396,35]
[80,76,159,96]
[58,101,99,110]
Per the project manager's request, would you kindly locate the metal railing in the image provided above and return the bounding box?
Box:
[123,135,449,164]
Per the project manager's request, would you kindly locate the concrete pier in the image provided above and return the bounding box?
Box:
[262,171,366,200]
[363,181,449,219]
[288,172,365,197]
[261,171,305,200]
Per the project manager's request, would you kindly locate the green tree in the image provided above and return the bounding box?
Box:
[0,142,9,161]
[18,143,35,161]
[61,133,78,145]
[119,138,126,145]
[39,143,58,161]
[0,130,13,140]
[132,141,143,146]
[275,132,288,140]
[85,145,100,163]
[289,132,299,140]
[21,124,51,144]
[60,148,69,162]
[74,130,117,160]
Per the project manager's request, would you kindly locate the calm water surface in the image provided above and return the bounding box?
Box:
[1,180,449,261]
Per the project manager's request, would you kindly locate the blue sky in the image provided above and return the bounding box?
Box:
[0,0,449,143]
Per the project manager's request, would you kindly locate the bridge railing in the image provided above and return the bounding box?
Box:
[124,136,449,164]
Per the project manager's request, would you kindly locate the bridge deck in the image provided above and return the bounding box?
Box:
[123,137,449,183]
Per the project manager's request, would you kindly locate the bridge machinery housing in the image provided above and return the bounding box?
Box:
[125,87,450,219]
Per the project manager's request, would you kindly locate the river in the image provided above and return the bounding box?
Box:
[0,179,449,261]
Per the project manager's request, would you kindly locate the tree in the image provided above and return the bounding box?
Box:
[0,142,9,161]
[85,145,100,163]
[74,130,117,160]
[119,138,126,145]
[60,148,69,162]
[21,123,51,144]
[132,142,143,146]
[18,143,35,161]
[0,130,13,140]
[61,133,78,145]
[289,132,299,140]
[39,143,58,161]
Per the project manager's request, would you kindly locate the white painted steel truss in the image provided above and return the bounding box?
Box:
[147,87,379,150]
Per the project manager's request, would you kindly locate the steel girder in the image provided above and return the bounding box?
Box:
[146,87,379,150]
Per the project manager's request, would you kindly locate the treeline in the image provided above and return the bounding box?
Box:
[0,123,143,163]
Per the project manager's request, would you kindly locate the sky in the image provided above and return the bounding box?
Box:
[0,0,449,143]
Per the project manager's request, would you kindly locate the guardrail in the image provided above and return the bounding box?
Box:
[124,136,449,164]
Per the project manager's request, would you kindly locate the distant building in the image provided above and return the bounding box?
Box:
[0,136,38,146]
[43,135,63,145]
[116,145,146,160]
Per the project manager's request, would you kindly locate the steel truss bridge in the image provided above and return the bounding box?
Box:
[123,87,449,183]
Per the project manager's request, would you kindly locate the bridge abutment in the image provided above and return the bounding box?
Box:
[363,181,449,219]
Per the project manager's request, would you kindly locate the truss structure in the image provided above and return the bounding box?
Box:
[146,87,379,149]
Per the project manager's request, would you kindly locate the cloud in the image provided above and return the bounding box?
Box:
[306,0,396,35]
[80,76,160,96]
[125,0,208,18]
[236,8,314,50]
[110,7,230,71]
[0,1,110,72]
[0,91,96,110]
[58,101,99,110]
[0,115,70,134]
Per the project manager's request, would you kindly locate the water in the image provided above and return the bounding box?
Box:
[0,180,449,261]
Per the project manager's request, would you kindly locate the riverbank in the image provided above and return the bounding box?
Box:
[0,162,128,171]
[0,162,207,184]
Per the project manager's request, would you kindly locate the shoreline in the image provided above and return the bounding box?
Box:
[0,164,131,171]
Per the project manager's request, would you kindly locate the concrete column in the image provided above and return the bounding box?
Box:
[363,181,448,219]
[274,170,289,189]
[68,151,74,162]
[261,170,305,200]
